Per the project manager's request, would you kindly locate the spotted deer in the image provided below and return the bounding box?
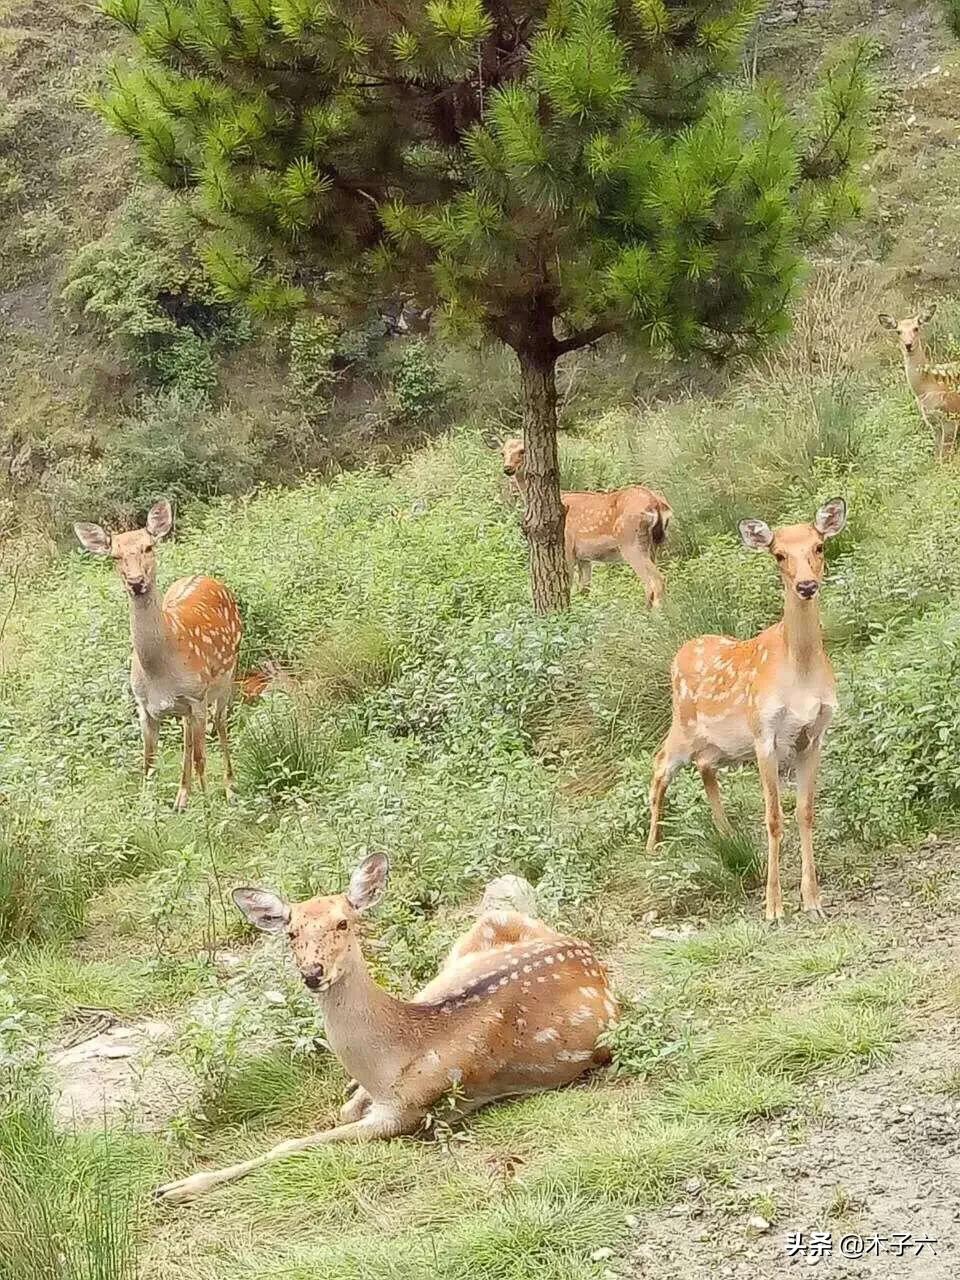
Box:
[74,500,242,811]
[154,854,617,1204]
[646,499,847,923]
[500,437,672,606]
[879,305,960,459]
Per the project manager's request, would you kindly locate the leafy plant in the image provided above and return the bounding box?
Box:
[389,340,453,425]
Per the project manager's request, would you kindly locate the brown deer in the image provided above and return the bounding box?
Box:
[879,305,960,459]
[74,499,242,811]
[646,499,847,923]
[501,438,672,606]
[154,854,617,1204]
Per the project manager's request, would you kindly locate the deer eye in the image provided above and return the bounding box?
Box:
[336,919,349,931]
[774,552,786,563]
[815,543,824,555]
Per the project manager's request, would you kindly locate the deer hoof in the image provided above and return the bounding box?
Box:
[172,790,189,813]
[153,1175,204,1205]
[803,901,827,921]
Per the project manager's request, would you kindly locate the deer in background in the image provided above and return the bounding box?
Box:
[74,499,242,811]
[879,305,960,459]
[646,499,847,923]
[501,437,673,606]
[154,853,617,1203]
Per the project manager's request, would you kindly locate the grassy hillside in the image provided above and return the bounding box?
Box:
[4,2,960,1278]
[4,262,960,1276]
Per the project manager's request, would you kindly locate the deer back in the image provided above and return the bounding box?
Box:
[162,575,243,684]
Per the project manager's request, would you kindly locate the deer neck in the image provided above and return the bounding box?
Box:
[316,947,420,1096]
[903,340,928,393]
[780,591,826,676]
[128,587,172,676]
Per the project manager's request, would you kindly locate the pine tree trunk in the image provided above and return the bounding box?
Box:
[517,344,569,615]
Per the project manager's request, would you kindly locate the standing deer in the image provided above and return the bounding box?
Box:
[154,853,617,1204]
[646,499,847,923]
[501,437,672,606]
[74,499,242,811]
[879,305,960,459]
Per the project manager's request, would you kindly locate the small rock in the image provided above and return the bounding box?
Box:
[479,875,538,916]
[747,1215,771,1233]
[591,1247,614,1262]
[263,990,286,1005]
[650,926,696,942]
[624,1214,640,1229]
[685,1177,704,1194]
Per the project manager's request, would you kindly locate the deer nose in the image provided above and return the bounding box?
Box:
[904,342,914,353]
[796,580,819,600]
[303,965,325,990]
[503,466,514,475]
[127,577,148,595]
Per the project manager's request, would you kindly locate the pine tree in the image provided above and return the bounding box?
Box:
[98,0,874,613]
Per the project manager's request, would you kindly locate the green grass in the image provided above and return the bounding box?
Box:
[0,1084,161,1280]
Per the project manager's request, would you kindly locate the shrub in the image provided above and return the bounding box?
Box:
[288,314,339,417]
[41,391,267,531]
[62,194,251,401]
[389,340,453,425]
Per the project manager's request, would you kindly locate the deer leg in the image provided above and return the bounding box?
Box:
[174,717,194,812]
[153,1106,419,1205]
[697,762,731,835]
[621,541,665,608]
[794,743,825,919]
[215,703,234,799]
[339,1086,372,1122]
[139,709,159,781]
[755,747,784,924]
[190,707,208,797]
[647,733,689,852]
[577,558,592,594]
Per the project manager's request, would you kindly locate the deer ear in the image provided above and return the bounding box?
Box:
[346,853,390,912]
[74,523,111,556]
[146,499,173,540]
[814,497,847,538]
[877,313,898,331]
[918,303,938,325]
[232,887,291,932]
[739,518,774,551]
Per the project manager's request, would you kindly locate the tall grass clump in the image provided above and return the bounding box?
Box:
[0,807,89,942]
[237,702,338,799]
[0,1084,153,1280]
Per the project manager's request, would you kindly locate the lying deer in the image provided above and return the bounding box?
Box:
[879,305,960,459]
[154,854,617,1204]
[501,437,672,606]
[646,499,847,923]
[74,499,242,811]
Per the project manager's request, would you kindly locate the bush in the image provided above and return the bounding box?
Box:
[389,340,453,424]
[40,392,266,531]
[288,315,339,418]
[62,194,251,401]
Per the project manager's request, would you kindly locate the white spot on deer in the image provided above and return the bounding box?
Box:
[579,986,599,998]
[569,1006,594,1025]
[534,1027,560,1043]
[557,1049,592,1062]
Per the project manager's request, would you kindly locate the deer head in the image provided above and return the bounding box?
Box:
[739,499,846,602]
[74,499,174,599]
[878,305,937,357]
[501,437,526,479]
[233,854,390,992]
